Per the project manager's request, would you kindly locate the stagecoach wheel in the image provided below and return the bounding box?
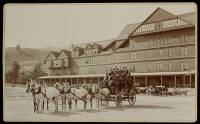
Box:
[101,96,109,106]
[128,91,136,105]
[115,94,123,106]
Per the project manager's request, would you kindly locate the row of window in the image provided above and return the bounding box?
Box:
[82,62,189,74]
[86,57,96,64]
[82,47,189,65]
[45,59,68,67]
[85,48,99,55]
[148,47,188,58]
[134,18,188,33]
[148,35,188,48]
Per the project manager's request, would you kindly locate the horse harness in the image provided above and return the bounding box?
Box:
[70,90,87,101]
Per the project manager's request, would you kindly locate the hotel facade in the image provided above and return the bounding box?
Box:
[40,8,196,88]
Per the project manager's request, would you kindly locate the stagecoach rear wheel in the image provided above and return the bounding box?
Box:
[115,94,123,106]
[101,96,110,106]
[128,91,136,105]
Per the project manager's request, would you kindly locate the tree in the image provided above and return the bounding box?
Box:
[16,44,21,50]
[5,61,20,86]
[30,62,47,80]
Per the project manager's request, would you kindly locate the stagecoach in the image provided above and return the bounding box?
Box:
[99,70,137,107]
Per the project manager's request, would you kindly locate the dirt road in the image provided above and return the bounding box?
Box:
[3,87,197,122]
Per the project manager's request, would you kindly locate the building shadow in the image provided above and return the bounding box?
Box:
[47,111,79,117]
[75,108,105,113]
[104,104,173,111]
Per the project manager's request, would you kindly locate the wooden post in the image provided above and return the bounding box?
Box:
[71,78,72,85]
[161,75,163,86]
[98,77,99,85]
[145,76,147,87]
[91,78,92,84]
[190,74,192,88]
[174,75,176,88]
[183,75,185,88]
[134,76,135,82]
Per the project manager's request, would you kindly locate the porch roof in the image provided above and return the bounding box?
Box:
[39,70,195,79]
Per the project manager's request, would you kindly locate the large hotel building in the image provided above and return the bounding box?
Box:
[40,8,196,88]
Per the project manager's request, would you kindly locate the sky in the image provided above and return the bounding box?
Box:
[3,3,196,48]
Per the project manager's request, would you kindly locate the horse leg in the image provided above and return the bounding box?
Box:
[61,97,64,110]
[68,100,72,110]
[56,99,59,111]
[90,99,92,108]
[84,100,87,109]
[33,100,36,112]
[42,100,44,110]
[64,96,67,110]
[75,100,77,109]
[47,99,49,111]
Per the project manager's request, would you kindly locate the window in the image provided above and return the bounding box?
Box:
[168,49,172,57]
[149,40,154,47]
[148,50,151,58]
[184,47,188,55]
[135,23,155,33]
[159,49,162,56]
[160,64,163,71]
[155,21,161,30]
[156,63,163,72]
[157,38,161,46]
[181,63,188,71]
[181,47,188,56]
[168,63,172,71]
[180,35,187,43]
[156,64,160,72]
[132,41,136,48]
[86,59,88,64]
[181,48,184,56]
[147,65,151,72]
[106,67,109,72]
[130,52,136,60]
[130,66,135,72]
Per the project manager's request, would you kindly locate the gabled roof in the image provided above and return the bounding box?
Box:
[58,50,71,58]
[46,51,60,59]
[143,7,178,24]
[177,12,195,25]
[113,8,195,49]
[85,44,93,50]
[73,38,115,50]
[74,47,84,51]
[92,43,103,49]
[116,22,141,40]
[130,8,194,36]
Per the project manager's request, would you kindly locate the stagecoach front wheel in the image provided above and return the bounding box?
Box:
[128,91,136,106]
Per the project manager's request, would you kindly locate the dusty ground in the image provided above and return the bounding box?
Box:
[3,87,197,122]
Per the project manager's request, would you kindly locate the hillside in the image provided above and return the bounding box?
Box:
[5,47,51,72]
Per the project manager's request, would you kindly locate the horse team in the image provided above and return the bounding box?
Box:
[25,79,110,113]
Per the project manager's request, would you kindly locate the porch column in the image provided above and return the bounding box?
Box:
[183,75,185,88]
[145,76,147,87]
[190,74,192,88]
[71,78,72,85]
[77,78,78,86]
[161,75,163,86]
[91,78,92,84]
[174,75,176,88]
[98,77,99,85]
[133,76,135,82]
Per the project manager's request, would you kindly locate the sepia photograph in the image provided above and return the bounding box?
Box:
[3,3,197,122]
